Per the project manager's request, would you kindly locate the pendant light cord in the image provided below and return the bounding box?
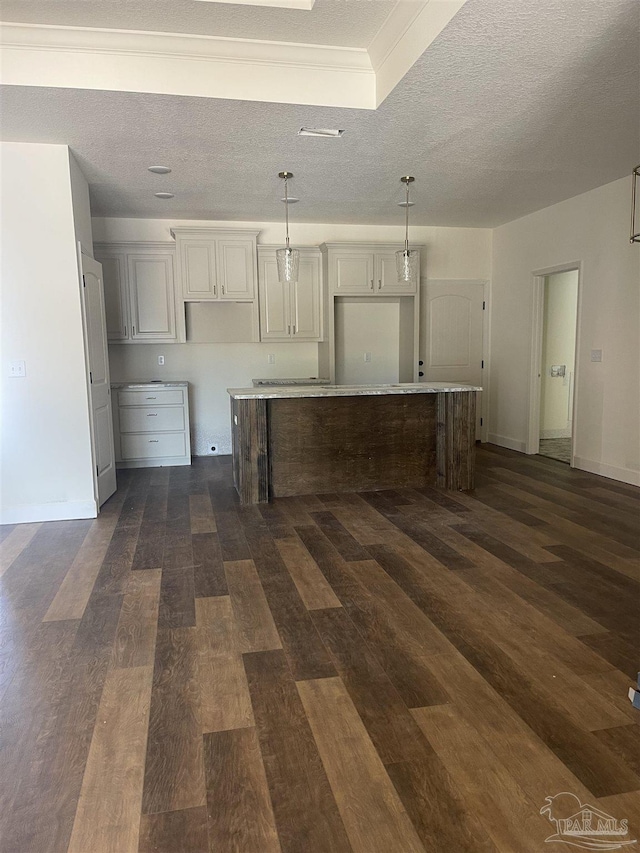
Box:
[284,175,290,249]
[404,179,410,253]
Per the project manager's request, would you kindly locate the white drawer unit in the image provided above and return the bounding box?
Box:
[112,381,191,468]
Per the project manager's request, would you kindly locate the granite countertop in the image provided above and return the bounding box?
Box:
[111,380,189,388]
[228,382,482,400]
[252,377,330,387]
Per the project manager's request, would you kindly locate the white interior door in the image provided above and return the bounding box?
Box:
[81,251,117,507]
[421,280,485,435]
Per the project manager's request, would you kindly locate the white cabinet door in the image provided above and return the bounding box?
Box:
[291,256,321,340]
[376,251,417,294]
[181,239,217,299]
[259,256,290,339]
[128,254,176,341]
[80,253,117,507]
[95,251,129,340]
[332,252,375,293]
[218,239,255,300]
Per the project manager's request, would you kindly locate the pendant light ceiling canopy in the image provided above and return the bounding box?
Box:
[396,175,419,284]
[276,170,300,283]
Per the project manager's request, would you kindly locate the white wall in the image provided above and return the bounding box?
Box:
[108,342,318,456]
[490,177,640,485]
[96,216,492,455]
[335,300,400,385]
[540,271,578,437]
[0,143,96,522]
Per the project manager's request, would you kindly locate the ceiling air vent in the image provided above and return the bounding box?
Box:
[298,128,345,138]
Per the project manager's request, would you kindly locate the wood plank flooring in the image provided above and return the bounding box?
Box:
[0,445,638,853]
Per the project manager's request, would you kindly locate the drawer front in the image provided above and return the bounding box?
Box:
[118,388,185,407]
[119,405,185,433]
[121,432,187,460]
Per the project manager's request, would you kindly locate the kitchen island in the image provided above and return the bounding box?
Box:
[228,383,480,505]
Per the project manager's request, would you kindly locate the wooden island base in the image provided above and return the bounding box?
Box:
[231,388,477,505]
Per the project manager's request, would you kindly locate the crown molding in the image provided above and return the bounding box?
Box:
[0,22,375,108]
[0,3,468,109]
[370,0,468,105]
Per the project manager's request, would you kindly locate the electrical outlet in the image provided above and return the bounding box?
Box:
[158,355,165,366]
[267,354,276,364]
[8,360,26,378]
[364,352,372,363]
[590,349,603,363]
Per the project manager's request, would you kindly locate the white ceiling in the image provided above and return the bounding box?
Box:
[1,0,638,227]
[0,0,396,48]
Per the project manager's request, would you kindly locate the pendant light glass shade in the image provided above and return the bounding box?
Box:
[276,246,300,283]
[396,175,417,283]
[396,247,419,283]
[277,171,300,282]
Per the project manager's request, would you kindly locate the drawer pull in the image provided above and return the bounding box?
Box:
[148,439,159,443]
[147,413,158,416]
[145,396,157,400]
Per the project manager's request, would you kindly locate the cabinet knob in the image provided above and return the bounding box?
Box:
[145,396,157,400]
[419,371,424,377]
[378,280,382,290]
[370,280,374,290]
[419,360,424,366]
[149,439,159,443]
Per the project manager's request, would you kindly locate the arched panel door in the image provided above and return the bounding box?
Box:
[421,280,485,436]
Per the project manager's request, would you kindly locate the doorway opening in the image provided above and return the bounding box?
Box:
[528,266,580,464]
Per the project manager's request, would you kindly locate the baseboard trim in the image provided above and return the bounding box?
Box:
[488,434,527,453]
[572,457,640,487]
[0,499,98,525]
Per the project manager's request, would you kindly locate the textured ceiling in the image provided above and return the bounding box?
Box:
[1,0,638,227]
[0,0,396,48]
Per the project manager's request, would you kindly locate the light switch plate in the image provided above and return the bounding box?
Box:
[364,352,372,363]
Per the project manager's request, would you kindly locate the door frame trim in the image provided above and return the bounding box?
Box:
[527,261,583,465]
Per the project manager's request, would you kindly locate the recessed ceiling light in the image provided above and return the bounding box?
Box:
[154,192,174,199]
[148,165,171,174]
[298,127,345,138]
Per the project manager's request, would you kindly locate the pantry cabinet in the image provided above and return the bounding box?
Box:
[94,243,177,343]
[258,247,323,341]
[323,243,421,295]
[171,227,258,301]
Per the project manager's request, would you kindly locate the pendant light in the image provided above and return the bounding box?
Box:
[276,171,300,283]
[631,165,640,243]
[396,175,418,283]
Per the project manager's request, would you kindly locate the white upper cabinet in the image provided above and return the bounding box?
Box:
[180,239,217,298]
[322,243,421,295]
[258,247,322,341]
[98,253,128,340]
[127,253,176,341]
[172,228,258,301]
[95,243,177,343]
[333,252,376,293]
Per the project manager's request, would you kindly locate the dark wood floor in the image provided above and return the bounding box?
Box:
[1,445,639,853]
